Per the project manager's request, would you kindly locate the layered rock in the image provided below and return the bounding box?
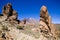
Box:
[0,3,59,40]
[40,6,51,30]
[39,5,57,39]
[2,3,13,16]
[2,3,19,24]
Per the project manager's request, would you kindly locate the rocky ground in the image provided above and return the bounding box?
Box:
[0,16,59,40]
[0,3,60,40]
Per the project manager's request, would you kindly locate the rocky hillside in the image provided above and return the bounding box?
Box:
[0,3,60,40]
[54,24,60,30]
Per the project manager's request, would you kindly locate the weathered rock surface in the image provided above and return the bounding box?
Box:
[0,3,59,40]
[2,3,19,24]
[39,5,58,40]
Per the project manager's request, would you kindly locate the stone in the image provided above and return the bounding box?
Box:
[5,32,13,40]
[18,21,25,28]
[2,3,20,24]
[31,28,39,32]
[2,3,13,16]
[9,10,18,20]
[18,19,26,29]
[39,5,57,39]
[0,38,5,40]
[0,3,59,40]
[40,5,51,32]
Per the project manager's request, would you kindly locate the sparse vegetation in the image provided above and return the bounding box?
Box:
[2,25,8,31]
[17,26,24,30]
[0,3,59,40]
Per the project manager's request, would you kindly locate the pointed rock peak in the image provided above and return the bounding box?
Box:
[41,5,47,12]
[7,3,12,7]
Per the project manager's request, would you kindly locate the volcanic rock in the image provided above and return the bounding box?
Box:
[39,5,57,39]
[2,3,20,24]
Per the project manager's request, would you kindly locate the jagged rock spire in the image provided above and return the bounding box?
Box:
[40,5,50,28]
[2,3,13,16]
[39,5,53,35]
[1,3,20,24]
[40,5,57,39]
[40,5,47,12]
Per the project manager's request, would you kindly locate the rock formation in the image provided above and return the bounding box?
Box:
[39,5,57,39]
[0,3,59,40]
[2,3,19,24]
[40,5,51,32]
[2,3,13,16]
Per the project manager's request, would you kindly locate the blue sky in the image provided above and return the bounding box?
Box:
[0,0,60,24]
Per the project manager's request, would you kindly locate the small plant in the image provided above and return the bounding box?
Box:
[2,25,8,31]
[17,26,24,30]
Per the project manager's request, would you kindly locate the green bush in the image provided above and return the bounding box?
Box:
[17,26,24,30]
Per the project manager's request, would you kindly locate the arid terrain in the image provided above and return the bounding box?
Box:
[0,3,60,40]
[55,24,60,30]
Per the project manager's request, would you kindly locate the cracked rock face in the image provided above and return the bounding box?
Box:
[0,3,59,40]
[40,5,51,31]
[2,3,13,16]
[2,3,18,23]
[39,5,57,40]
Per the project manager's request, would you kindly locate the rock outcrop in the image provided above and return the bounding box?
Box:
[0,3,59,40]
[2,3,13,16]
[40,6,51,31]
[39,5,57,40]
[2,3,19,24]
